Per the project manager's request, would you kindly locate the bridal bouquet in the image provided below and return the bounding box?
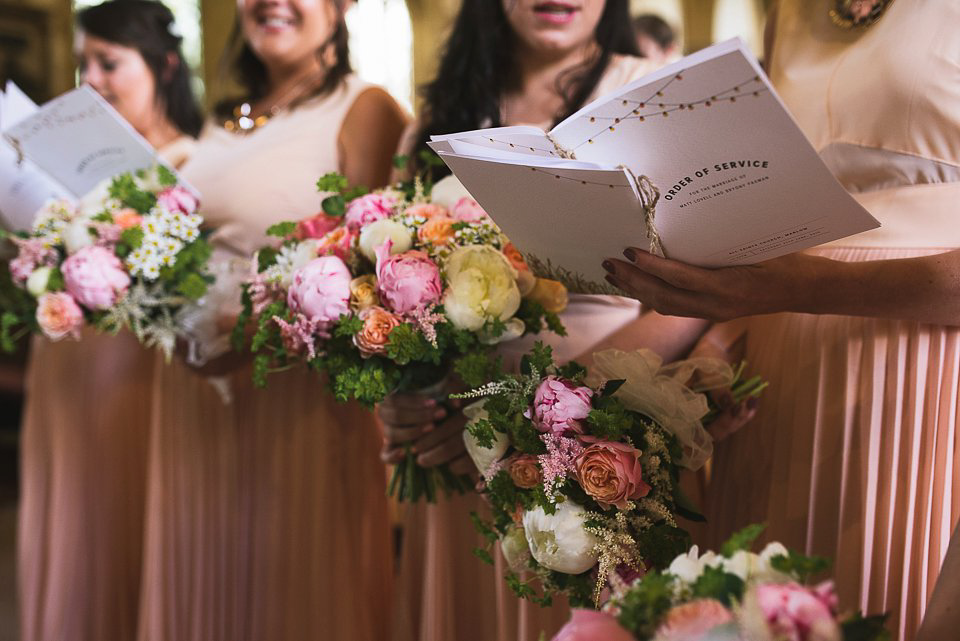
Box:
[0,165,211,358]
[236,173,567,501]
[551,525,890,641]
[457,344,762,608]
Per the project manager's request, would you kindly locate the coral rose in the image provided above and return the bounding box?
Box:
[353,306,401,355]
[344,193,397,231]
[286,255,352,331]
[317,226,355,261]
[652,599,734,641]
[157,185,199,215]
[575,440,650,510]
[551,609,635,641]
[417,216,456,246]
[405,202,449,219]
[502,243,529,272]
[375,241,443,314]
[297,213,342,240]
[62,245,131,310]
[113,208,142,230]
[528,376,594,435]
[509,455,542,489]
[35,292,84,341]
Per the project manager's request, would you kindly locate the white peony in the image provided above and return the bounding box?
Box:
[443,245,521,331]
[462,400,509,474]
[430,175,474,209]
[358,218,413,262]
[26,266,53,297]
[76,179,113,217]
[522,501,599,574]
[501,525,532,572]
[63,218,95,254]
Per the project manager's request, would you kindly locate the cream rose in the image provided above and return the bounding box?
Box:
[349,275,380,311]
[500,525,532,573]
[443,245,521,332]
[358,218,413,262]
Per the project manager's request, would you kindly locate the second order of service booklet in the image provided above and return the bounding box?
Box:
[430,38,879,295]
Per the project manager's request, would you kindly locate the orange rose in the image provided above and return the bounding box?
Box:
[524,278,569,314]
[113,208,142,230]
[417,216,456,246]
[406,202,450,220]
[502,243,529,272]
[353,306,401,355]
[508,455,542,489]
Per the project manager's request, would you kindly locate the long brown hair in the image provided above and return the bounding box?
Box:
[214,0,352,119]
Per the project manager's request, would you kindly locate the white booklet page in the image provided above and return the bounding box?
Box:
[431,39,879,295]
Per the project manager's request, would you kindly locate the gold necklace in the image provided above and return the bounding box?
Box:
[829,0,895,29]
[222,70,325,133]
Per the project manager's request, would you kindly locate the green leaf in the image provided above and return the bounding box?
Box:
[257,247,279,273]
[691,565,746,606]
[454,350,501,388]
[473,547,494,565]
[522,341,554,375]
[177,272,208,300]
[615,572,675,638]
[316,172,349,193]
[343,186,370,201]
[119,226,144,251]
[770,549,831,583]
[392,154,408,170]
[466,417,497,450]
[321,195,346,218]
[840,613,891,641]
[266,221,297,238]
[385,323,434,365]
[109,173,156,213]
[601,379,626,397]
[334,314,364,337]
[157,164,178,187]
[720,523,767,557]
[46,268,65,292]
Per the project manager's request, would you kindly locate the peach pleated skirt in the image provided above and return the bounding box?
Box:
[19,331,152,641]
[704,246,960,641]
[138,360,393,641]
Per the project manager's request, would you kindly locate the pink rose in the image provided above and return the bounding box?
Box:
[575,440,650,510]
[755,581,841,641]
[374,241,442,314]
[528,376,594,435]
[296,213,342,240]
[62,245,131,310]
[35,292,84,341]
[653,599,734,641]
[286,255,352,330]
[452,197,489,222]
[551,609,634,641]
[157,185,199,215]
[344,193,397,231]
[405,202,450,219]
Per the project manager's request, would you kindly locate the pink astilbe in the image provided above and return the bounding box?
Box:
[91,222,124,248]
[538,433,585,500]
[409,304,446,347]
[9,237,58,285]
[247,272,283,314]
[273,313,327,360]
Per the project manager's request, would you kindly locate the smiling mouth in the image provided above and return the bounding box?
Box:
[532,2,580,19]
[255,14,296,29]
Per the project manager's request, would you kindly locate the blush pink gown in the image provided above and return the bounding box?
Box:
[137,77,394,641]
[702,3,960,640]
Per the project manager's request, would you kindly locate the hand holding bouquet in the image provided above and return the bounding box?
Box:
[235,173,567,501]
[552,525,890,641]
[1,166,211,358]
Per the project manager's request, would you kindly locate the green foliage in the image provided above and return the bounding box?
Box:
[110,173,156,213]
[770,548,832,583]
[334,314,364,337]
[522,341,555,376]
[321,194,346,217]
[266,221,297,238]
[232,287,253,352]
[466,417,497,450]
[177,272,208,300]
[691,565,746,606]
[155,164,178,187]
[392,154,408,170]
[615,572,675,639]
[257,247,279,273]
[586,398,631,440]
[46,268,65,292]
[720,523,767,557]
[841,614,891,641]
[316,172,350,193]
[385,323,436,366]
[115,226,144,257]
[473,547,494,565]
[454,350,502,388]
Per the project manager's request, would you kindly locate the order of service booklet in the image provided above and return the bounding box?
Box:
[0,83,170,232]
[430,38,879,295]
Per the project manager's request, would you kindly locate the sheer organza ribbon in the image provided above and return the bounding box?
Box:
[585,349,735,470]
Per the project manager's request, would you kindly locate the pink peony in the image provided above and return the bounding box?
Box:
[296,213,342,240]
[551,609,634,641]
[286,255,352,331]
[35,292,84,341]
[653,599,734,641]
[755,581,841,641]
[157,185,199,215]
[452,197,490,222]
[575,440,650,510]
[528,376,594,435]
[62,245,131,310]
[344,193,397,231]
[374,240,443,314]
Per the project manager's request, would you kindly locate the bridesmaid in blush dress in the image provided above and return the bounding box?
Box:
[17,3,202,641]
[604,2,960,639]
[136,2,407,640]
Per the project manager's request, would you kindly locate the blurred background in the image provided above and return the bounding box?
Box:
[0,0,772,637]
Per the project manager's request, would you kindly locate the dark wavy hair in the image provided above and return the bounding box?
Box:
[215,0,352,119]
[411,0,639,174]
[77,0,203,138]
